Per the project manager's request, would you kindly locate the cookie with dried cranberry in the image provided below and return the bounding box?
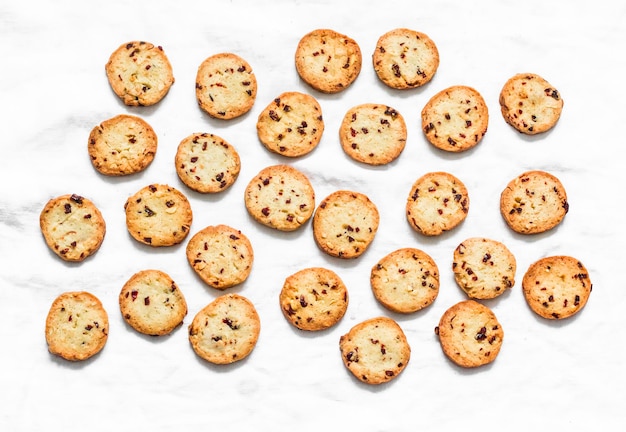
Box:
[195,53,257,120]
[452,237,516,300]
[175,132,241,193]
[256,91,324,157]
[312,190,380,259]
[119,269,188,336]
[406,171,470,236]
[295,29,362,94]
[500,170,569,234]
[339,103,407,165]
[105,41,174,106]
[372,28,439,89]
[45,291,109,361]
[339,316,411,385]
[435,300,504,368]
[421,85,489,152]
[244,164,315,231]
[499,72,564,134]
[124,184,193,247]
[522,255,592,320]
[40,193,106,262]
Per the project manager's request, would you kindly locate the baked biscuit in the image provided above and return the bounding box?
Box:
[279,267,348,331]
[372,28,439,89]
[175,132,241,193]
[500,170,568,234]
[406,171,470,236]
[188,293,261,365]
[195,53,257,120]
[88,114,158,176]
[339,103,407,165]
[452,237,516,300]
[244,164,315,231]
[295,29,362,93]
[421,85,489,152]
[186,224,254,290]
[435,300,504,368]
[45,291,109,361]
[522,255,592,320]
[313,190,379,259]
[256,92,324,157]
[40,193,106,262]
[105,41,174,106]
[339,316,410,385]
[119,269,188,336]
[124,184,193,247]
[370,248,439,313]
[499,72,564,135]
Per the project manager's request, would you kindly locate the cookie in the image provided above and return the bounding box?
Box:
[435,300,504,368]
[522,255,592,320]
[175,132,241,193]
[188,293,261,365]
[124,184,193,247]
[40,193,106,262]
[88,114,158,176]
[370,248,439,314]
[421,85,489,152]
[295,29,362,94]
[500,170,569,234]
[452,237,516,300]
[256,91,324,157]
[339,316,411,385]
[339,103,407,165]
[244,164,315,231]
[372,28,439,89]
[499,72,564,134]
[186,224,254,290]
[312,190,380,259]
[279,267,348,331]
[105,41,174,106]
[45,291,109,361]
[119,269,188,336]
[195,52,257,120]
[406,171,470,236]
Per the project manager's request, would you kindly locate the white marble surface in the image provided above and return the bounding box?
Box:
[1,0,624,429]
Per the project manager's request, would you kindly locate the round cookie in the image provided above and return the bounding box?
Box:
[499,72,564,135]
[186,224,254,290]
[256,91,324,157]
[105,41,174,106]
[195,53,257,120]
[119,269,188,336]
[40,193,106,262]
[295,29,362,94]
[175,132,241,193]
[339,103,407,165]
[421,85,489,152]
[279,267,348,331]
[522,255,592,320]
[88,114,158,176]
[435,300,504,368]
[188,293,261,365]
[124,184,193,247]
[244,164,315,231]
[452,237,516,300]
[372,28,439,89]
[45,291,109,361]
[370,248,439,314]
[339,316,411,385]
[312,190,379,259]
[406,171,470,236]
[500,170,569,235]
